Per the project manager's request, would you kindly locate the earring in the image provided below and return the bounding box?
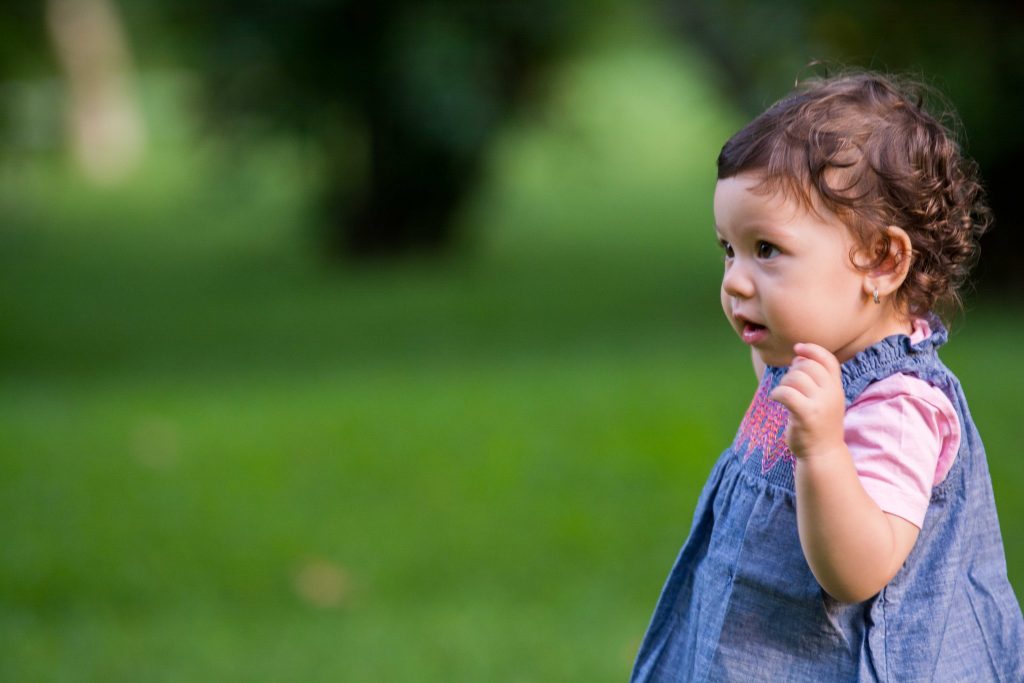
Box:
[873,288,880,305]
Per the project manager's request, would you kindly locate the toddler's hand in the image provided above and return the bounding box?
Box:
[769,343,846,460]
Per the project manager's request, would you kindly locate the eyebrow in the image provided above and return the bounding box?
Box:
[717,222,795,241]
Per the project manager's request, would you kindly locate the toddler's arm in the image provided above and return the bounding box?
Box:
[770,343,920,603]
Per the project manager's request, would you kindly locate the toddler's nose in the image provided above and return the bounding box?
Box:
[722,261,755,299]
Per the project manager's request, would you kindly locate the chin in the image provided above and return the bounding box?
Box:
[756,349,794,368]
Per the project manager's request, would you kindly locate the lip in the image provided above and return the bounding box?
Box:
[734,315,768,345]
[741,323,768,345]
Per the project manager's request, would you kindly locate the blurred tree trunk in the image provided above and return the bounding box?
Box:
[329,104,476,255]
[168,0,582,259]
[46,0,145,185]
[317,4,482,256]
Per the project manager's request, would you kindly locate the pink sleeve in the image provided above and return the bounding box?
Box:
[843,374,961,528]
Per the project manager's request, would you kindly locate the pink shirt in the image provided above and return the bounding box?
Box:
[844,319,961,528]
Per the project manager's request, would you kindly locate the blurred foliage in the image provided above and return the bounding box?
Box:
[3,0,1023,288]
[0,3,56,160]
[659,0,1024,290]
[0,3,51,80]
[158,0,606,256]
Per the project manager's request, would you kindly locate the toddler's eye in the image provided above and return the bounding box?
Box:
[719,239,734,259]
[756,241,780,259]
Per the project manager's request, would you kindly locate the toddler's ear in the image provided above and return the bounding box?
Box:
[864,226,913,299]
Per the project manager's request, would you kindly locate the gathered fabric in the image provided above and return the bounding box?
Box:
[631,315,1024,682]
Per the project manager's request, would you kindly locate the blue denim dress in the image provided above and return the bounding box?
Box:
[632,318,1024,681]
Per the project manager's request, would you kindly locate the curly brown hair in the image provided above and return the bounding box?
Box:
[717,71,991,319]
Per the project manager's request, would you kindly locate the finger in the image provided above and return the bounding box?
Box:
[793,343,841,376]
[790,353,834,388]
[769,384,812,415]
[776,368,818,398]
[793,342,840,370]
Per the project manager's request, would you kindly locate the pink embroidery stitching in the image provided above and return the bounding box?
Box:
[733,379,795,473]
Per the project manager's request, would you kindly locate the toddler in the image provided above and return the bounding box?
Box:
[631,72,1024,681]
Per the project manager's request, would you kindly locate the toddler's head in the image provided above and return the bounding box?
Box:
[717,71,990,320]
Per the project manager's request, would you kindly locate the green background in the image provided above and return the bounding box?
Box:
[2,14,1022,683]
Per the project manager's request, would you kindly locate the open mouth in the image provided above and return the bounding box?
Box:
[740,321,768,345]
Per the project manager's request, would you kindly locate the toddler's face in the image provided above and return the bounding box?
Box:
[714,173,880,366]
